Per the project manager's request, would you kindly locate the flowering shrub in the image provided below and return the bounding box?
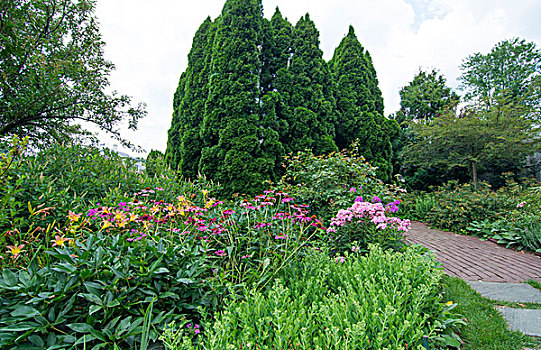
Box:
[277,146,407,222]
[326,196,410,254]
[161,245,461,350]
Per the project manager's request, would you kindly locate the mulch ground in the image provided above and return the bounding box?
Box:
[406,222,541,283]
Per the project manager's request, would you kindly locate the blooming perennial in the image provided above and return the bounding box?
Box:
[327,199,411,234]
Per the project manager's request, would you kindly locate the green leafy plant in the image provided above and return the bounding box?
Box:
[161,245,462,349]
[0,230,214,349]
[277,146,405,222]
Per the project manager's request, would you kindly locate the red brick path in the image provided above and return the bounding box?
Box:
[406,222,541,283]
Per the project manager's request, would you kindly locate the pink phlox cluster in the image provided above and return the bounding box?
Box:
[327,200,411,233]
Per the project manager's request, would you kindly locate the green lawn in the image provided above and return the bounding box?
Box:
[441,275,541,349]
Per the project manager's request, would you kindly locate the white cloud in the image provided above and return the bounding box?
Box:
[95,0,541,155]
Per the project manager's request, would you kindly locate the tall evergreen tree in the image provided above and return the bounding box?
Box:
[199,0,283,196]
[165,71,187,170]
[329,26,397,181]
[274,14,337,155]
[165,18,215,178]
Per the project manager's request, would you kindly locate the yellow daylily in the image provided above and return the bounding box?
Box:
[68,211,81,222]
[102,220,113,229]
[51,235,72,247]
[7,244,25,258]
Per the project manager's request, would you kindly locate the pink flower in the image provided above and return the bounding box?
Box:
[335,256,345,263]
[349,187,356,193]
[215,250,227,257]
[517,202,526,208]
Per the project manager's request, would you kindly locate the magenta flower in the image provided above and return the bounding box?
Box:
[215,250,227,257]
[349,187,356,193]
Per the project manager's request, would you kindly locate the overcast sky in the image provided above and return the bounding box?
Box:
[94,0,541,155]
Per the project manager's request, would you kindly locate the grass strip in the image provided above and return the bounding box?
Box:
[441,275,539,349]
[527,279,541,292]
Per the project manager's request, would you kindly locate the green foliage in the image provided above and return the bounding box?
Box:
[0,143,215,265]
[395,69,459,124]
[459,38,541,110]
[329,26,398,181]
[0,0,146,148]
[276,146,403,223]
[441,276,537,349]
[411,181,505,233]
[0,231,212,349]
[165,18,215,178]
[403,104,539,189]
[467,215,541,253]
[166,3,393,196]
[197,0,284,197]
[146,149,164,177]
[0,177,327,348]
[407,178,541,246]
[275,14,338,156]
[161,245,460,350]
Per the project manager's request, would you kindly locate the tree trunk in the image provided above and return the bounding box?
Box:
[471,161,478,190]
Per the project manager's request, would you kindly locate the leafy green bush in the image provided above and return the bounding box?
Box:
[161,245,462,349]
[407,181,506,233]
[467,215,541,253]
[0,230,214,349]
[404,178,541,251]
[277,146,406,223]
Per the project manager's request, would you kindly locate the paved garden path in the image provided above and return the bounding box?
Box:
[406,222,541,283]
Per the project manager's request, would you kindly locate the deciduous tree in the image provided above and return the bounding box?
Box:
[0,0,146,147]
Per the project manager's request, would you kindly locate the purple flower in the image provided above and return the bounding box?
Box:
[355,196,364,203]
[371,196,382,203]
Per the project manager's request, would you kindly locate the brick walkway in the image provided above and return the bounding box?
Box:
[406,222,541,283]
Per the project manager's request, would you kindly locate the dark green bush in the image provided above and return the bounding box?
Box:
[410,181,506,233]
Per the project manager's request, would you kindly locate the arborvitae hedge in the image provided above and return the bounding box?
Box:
[166,0,397,195]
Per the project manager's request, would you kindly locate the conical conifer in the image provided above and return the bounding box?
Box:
[199,0,283,196]
[329,26,398,181]
[165,18,215,178]
[275,14,337,155]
